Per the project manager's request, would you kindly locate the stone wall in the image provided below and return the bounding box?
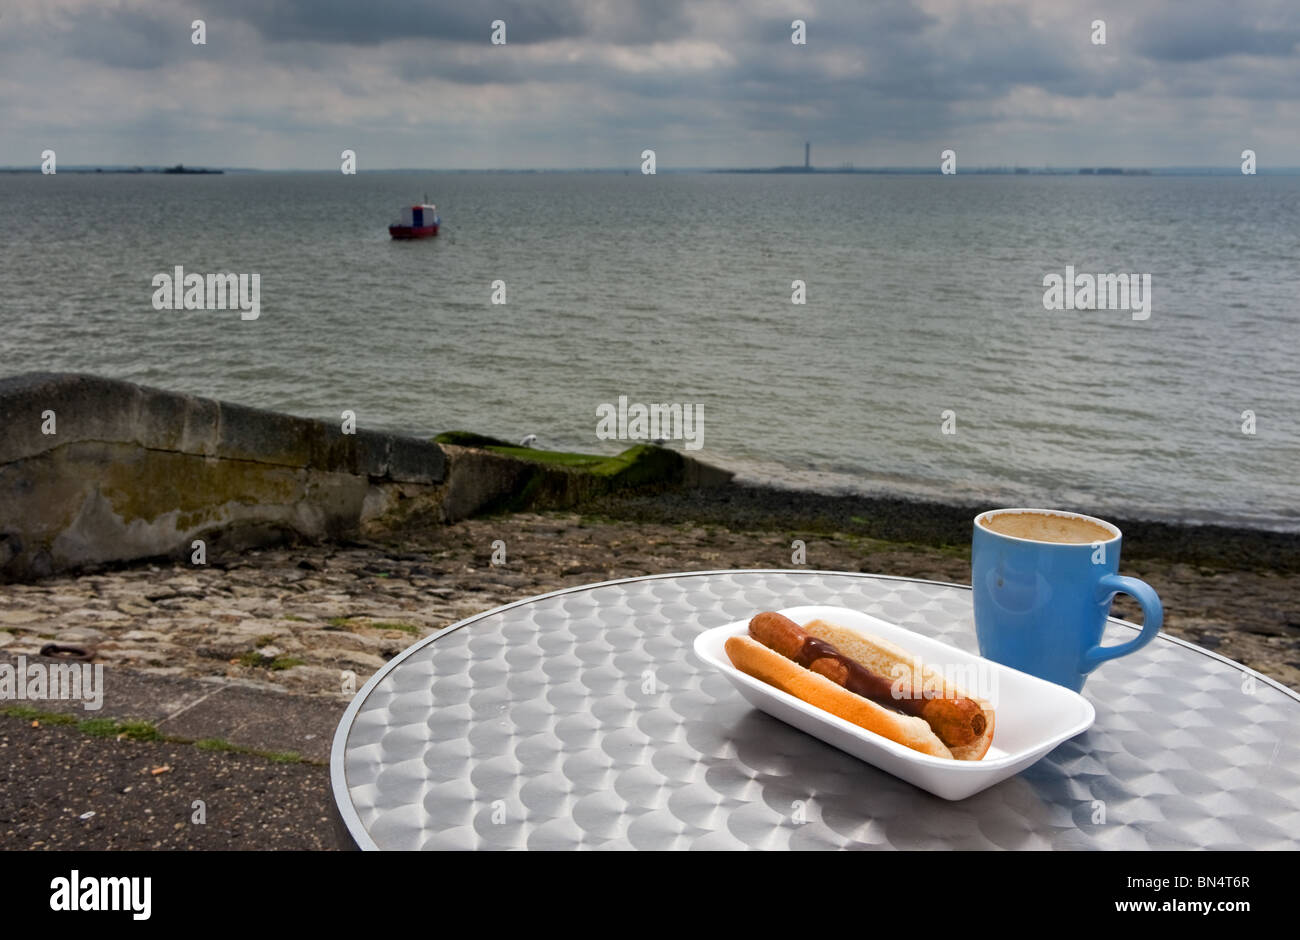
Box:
[0,373,736,582]
[435,442,735,519]
[0,373,447,581]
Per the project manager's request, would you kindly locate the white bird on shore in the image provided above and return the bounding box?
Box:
[519,434,538,448]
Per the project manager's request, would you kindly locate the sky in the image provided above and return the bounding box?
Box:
[2,0,1299,169]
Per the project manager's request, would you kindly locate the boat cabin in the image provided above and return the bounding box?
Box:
[396,204,437,227]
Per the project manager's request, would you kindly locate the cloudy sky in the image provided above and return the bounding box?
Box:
[2,0,1298,169]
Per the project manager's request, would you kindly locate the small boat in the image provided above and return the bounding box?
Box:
[389,202,440,239]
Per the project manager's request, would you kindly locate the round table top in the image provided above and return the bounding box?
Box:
[330,570,1300,850]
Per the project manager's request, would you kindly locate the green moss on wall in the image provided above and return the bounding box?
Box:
[99,451,300,526]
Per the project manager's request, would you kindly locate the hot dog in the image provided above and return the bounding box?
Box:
[724,611,995,761]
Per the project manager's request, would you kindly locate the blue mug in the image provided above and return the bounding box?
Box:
[972,508,1163,692]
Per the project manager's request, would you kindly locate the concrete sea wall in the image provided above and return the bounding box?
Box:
[0,373,733,581]
[0,373,451,581]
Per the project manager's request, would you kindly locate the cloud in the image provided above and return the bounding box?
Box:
[1134,3,1300,62]
[217,0,692,46]
[1,0,1299,168]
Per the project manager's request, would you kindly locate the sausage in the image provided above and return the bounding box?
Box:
[749,611,986,748]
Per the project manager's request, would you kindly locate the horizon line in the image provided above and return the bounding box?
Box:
[4,165,1298,175]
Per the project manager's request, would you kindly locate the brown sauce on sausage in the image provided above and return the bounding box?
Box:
[795,636,922,717]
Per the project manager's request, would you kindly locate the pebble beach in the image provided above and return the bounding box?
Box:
[2,509,1296,696]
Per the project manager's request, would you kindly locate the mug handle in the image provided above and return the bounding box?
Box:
[1081,573,1163,670]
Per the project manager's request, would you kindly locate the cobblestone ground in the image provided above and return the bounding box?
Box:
[1,512,1296,695]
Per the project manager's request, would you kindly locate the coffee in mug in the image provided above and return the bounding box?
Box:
[979,511,1114,545]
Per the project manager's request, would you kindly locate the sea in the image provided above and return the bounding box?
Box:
[2,171,1298,531]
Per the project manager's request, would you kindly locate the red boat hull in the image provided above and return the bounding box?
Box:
[389,224,439,239]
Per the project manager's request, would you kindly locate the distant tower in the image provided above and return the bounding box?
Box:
[805,141,811,170]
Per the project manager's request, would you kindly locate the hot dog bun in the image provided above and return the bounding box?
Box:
[724,634,954,759]
[802,619,995,761]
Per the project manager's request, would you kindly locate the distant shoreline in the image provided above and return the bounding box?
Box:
[0,165,222,175]
[5,166,1299,176]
